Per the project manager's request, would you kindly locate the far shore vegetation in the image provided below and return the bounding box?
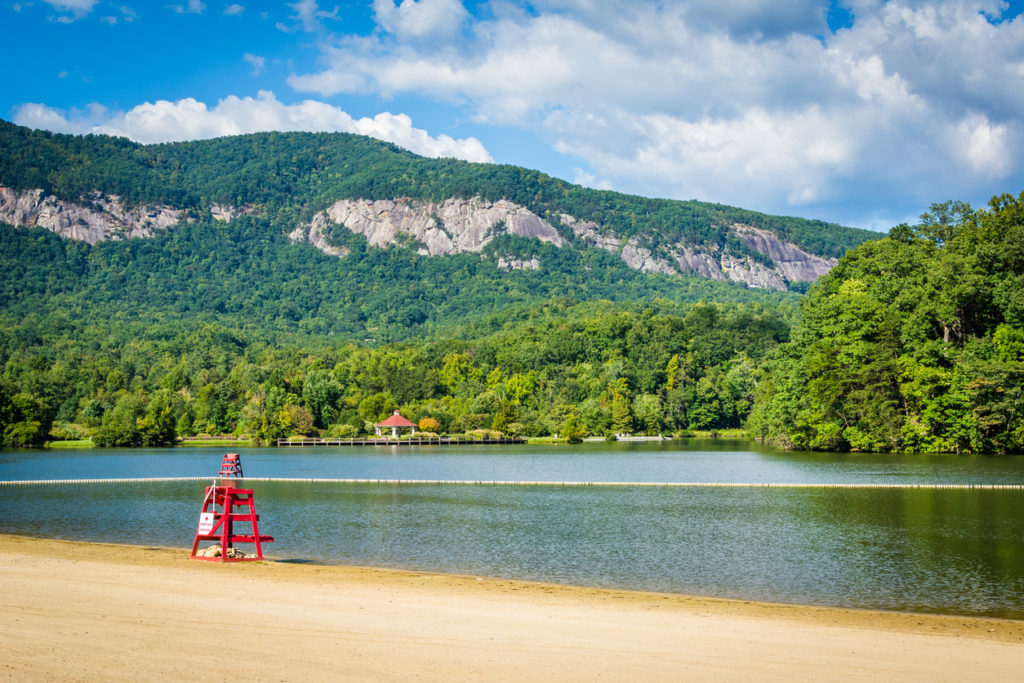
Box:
[41,429,750,450]
[4,192,1022,454]
[0,120,1020,454]
[2,189,1015,454]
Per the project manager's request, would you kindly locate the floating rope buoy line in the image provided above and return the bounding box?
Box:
[0,477,1021,489]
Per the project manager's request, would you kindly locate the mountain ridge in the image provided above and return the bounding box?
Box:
[0,120,876,257]
[0,118,874,292]
[1,184,840,291]
[0,119,882,345]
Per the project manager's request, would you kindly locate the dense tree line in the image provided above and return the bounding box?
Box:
[0,301,789,447]
[749,192,1024,454]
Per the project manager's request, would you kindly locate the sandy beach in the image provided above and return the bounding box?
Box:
[1,534,1022,681]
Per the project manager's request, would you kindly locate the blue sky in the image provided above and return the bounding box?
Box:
[2,0,1023,231]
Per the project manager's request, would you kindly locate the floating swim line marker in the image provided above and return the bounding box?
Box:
[0,477,1021,490]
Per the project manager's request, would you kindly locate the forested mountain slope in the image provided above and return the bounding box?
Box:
[0,120,876,293]
[0,120,884,449]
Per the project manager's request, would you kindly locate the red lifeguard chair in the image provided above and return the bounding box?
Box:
[218,452,243,478]
[189,453,273,562]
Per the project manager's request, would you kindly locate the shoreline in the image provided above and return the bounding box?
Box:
[2,534,1023,681]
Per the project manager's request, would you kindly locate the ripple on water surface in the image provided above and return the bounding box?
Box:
[1,473,1022,619]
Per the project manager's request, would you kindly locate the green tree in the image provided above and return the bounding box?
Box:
[611,394,633,435]
[302,369,344,429]
[93,394,147,447]
[633,394,663,435]
[139,390,179,446]
[561,414,586,443]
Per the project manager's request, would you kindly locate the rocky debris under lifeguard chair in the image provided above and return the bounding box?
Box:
[194,545,253,559]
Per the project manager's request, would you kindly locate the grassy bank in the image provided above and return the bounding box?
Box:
[177,439,255,447]
[45,439,94,448]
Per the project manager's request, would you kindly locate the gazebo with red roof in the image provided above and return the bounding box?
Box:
[376,410,417,439]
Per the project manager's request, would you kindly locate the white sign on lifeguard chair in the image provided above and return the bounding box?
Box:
[197,511,215,535]
[189,453,273,562]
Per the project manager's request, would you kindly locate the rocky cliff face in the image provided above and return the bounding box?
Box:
[0,187,184,244]
[4,185,837,290]
[559,214,827,290]
[289,197,564,257]
[290,196,837,291]
[733,225,836,282]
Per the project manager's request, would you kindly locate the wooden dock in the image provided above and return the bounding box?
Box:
[275,436,527,447]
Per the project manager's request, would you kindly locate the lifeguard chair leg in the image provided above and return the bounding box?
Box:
[246,495,265,560]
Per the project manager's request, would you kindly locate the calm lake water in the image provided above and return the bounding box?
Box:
[2,441,1023,618]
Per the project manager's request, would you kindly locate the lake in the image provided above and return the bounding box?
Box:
[2,441,1023,618]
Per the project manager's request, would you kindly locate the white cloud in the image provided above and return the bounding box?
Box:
[286,0,1024,227]
[551,106,864,209]
[224,3,244,15]
[44,0,97,11]
[954,112,1012,177]
[43,0,97,20]
[15,103,80,132]
[277,0,337,33]
[243,53,265,75]
[373,0,468,39]
[170,0,205,13]
[13,91,494,163]
[572,168,612,191]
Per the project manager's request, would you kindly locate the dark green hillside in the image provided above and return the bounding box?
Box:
[0,216,799,349]
[0,120,876,258]
[0,120,838,346]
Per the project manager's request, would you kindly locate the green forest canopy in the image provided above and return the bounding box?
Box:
[0,298,789,447]
[0,120,877,260]
[5,121,1020,453]
[749,192,1024,454]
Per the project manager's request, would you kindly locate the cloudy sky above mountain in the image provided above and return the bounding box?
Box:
[2,0,1023,230]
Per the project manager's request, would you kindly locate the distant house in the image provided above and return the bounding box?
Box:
[375,410,417,439]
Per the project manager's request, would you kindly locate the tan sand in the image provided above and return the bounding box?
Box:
[1,534,1022,681]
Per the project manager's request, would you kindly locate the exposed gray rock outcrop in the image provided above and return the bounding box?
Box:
[288,222,349,258]
[671,246,726,281]
[293,197,564,258]
[733,225,836,282]
[620,240,677,275]
[496,256,541,271]
[719,254,787,290]
[560,212,800,289]
[210,203,256,222]
[0,187,184,244]
[4,184,839,290]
